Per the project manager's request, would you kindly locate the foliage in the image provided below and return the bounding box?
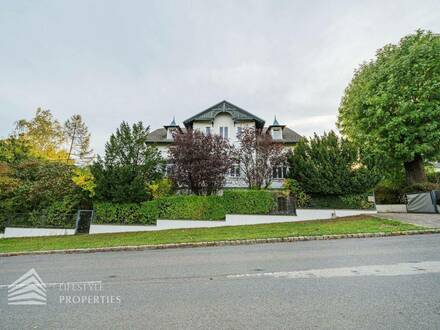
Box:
[401,182,440,194]
[283,179,311,207]
[288,131,380,195]
[338,30,440,184]
[91,121,164,202]
[169,130,232,195]
[0,160,91,230]
[157,195,226,220]
[222,189,275,214]
[0,136,32,164]
[233,128,287,189]
[93,201,158,225]
[146,178,174,200]
[72,167,96,198]
[0,160,87,212]
[64,114,93,165]
[15,108,68,160]
[427,171,440,185]
[306,194,374,209]
[374,184,405,204]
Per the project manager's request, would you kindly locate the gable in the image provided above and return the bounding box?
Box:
[183,100,265,128]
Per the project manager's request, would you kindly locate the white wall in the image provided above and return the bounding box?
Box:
[89,209,377,234]
[376,204,407,213]
[4,227,76,238]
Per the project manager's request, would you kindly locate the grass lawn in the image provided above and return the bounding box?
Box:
[0,216,425,254]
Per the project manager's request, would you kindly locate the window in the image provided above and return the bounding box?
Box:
[219,126,229,139]
[272,128,282,140]
[205,127,211,135]
[230,164,240,178]
[272,166,288,179]
[236,127,242,137]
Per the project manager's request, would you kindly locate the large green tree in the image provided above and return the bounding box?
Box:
[91,121,164,202]
[288,131,380,195]
[338,30,440,184]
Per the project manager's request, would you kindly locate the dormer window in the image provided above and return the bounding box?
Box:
[164,117,180,140]
[272,128,282,140]
[167,128,177,140]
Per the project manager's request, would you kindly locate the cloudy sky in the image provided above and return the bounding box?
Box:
[1,0,439,154]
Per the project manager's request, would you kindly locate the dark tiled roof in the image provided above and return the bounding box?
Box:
[146,127,301,144]
[183,100,265,128]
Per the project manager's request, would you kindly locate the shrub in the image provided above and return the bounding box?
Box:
[157,195,225,220]
[283,179,311,208]
[401,182,440,194]
[147,178,174,200]
[93,201,157,225]
[223,190,275,214]
[427,172,440,185]
[306,194,374,209]
[374,185,404,204]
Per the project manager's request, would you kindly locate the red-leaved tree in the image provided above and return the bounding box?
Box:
[168,130,232,195]
[234,128,287,189]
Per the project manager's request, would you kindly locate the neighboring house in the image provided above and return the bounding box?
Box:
[146,100,302,188]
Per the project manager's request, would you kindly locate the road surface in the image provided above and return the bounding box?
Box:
[1,235,440,329]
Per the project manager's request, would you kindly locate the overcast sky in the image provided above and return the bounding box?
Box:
[1,0,439,155]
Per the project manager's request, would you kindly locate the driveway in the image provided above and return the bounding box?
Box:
[1,235,440,329]
[375,212,440,228]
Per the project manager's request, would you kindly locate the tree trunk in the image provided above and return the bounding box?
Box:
[404,153,427,185]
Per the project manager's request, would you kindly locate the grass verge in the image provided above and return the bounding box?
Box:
[0,216,425,254]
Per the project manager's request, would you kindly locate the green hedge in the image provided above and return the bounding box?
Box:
[157,195,226,220]
[306,194,374,210]
[94,201,158,225]
[223,190,275,214]
[94,190,276,224]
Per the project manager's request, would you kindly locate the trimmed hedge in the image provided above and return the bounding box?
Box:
[223,190,275,214]
[306,194,374,210]
[94,201,158,225]
[94,190,276,225]
[157,195,226,220]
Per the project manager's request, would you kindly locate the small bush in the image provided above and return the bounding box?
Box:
[157,195,225,220]
[223,190,275,214]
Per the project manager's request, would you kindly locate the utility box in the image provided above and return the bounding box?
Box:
[406,191,439,214]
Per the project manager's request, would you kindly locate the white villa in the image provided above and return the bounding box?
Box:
[146,100,302,188]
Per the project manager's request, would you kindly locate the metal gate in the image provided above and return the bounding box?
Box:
[75,210,94,234]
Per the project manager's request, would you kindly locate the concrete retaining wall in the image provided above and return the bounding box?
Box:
[376,204,407,213]
[4,227,76,238]
[89,209,377,234]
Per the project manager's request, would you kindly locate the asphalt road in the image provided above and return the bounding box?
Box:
[1,235,440,330]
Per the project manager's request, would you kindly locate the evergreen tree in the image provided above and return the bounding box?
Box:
[288,131,380,195]
[91,121,164,202]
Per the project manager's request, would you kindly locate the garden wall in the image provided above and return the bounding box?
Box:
[4,227,76,238]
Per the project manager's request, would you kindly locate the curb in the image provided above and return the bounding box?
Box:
[1,229,440,258]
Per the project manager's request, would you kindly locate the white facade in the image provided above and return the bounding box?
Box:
[147,101,301,189]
